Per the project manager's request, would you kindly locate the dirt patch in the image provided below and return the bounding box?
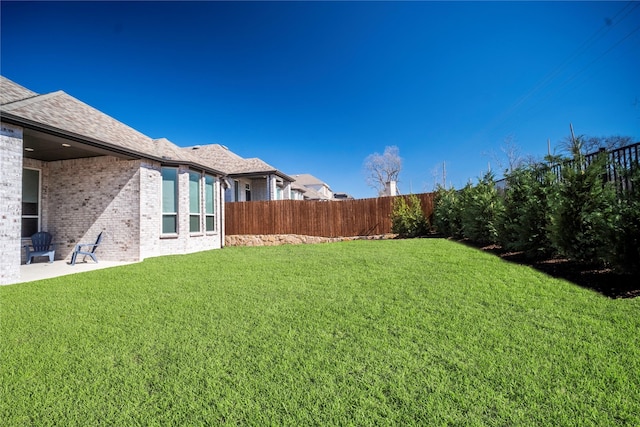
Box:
[457,239,639,299]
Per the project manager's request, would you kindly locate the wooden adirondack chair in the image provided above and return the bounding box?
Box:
[70,232,104,266]
[24,232,56,264]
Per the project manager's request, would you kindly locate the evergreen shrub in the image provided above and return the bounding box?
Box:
[499,165,554,258]
[433,186,462,237]
[611,166,640,271]
[548,154,618,264]
[459,172,504,245]
[391,194,429,238]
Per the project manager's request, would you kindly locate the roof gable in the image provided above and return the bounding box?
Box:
[292,173,330,188]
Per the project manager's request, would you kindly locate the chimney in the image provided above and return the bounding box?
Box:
[383,181,397,197]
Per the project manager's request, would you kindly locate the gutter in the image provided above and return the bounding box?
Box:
[230,170,295,182]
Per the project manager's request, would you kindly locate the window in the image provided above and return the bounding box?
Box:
[245,183,251,201]
[205,175,216,232]
[22,168,40,238]
[189,171,201,233]
[233,180,240,202]
[162,168,178,234]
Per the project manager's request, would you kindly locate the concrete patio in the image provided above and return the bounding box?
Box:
[16,259,136,284]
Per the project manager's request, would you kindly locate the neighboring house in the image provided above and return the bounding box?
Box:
[290,184,306,200]
[182,144,295,202]
[0,76,227,285]
[290,174,334,200]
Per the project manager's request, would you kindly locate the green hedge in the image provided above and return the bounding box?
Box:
[433,157,640,272]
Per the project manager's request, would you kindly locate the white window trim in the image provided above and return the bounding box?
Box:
[205,174,217,234]
[22,167,41,238]
[233,180,240,202]
[245,183,251,201]
[161,167,179,237]
[189,171,203,235]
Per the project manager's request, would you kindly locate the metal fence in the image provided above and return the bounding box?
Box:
[225,193,435,237]
[495,142,640,192]
[549,142,639,192]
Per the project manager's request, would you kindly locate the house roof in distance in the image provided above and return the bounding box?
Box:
[290,173,336,200]
[291,173,331,189]
[184,144,294,181]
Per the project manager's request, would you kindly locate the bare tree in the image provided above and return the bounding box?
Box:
[583,135,634,152]
[485,135,523,175]
[428,161,448,191]
[558,134,634,159]
[363,145,402,195]
[500,134,523,174]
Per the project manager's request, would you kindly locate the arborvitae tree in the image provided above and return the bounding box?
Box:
[433,186,462,237]
[548,154,618,264]
[499,165,554,258]
[611,166,640,271]
[459,172,504,245]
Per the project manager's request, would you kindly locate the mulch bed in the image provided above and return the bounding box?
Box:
[456,239,640,299]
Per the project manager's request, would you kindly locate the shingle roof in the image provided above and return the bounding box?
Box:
[0,76,220,173]
[291,173,331,189]
[0,76,38,105]
[183,144,293,181]
[182,144,246,174]
[289,174,334,200]
[294,185,325,200]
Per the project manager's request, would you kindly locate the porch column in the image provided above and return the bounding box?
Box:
[0,123,24,285]
[283,181,292,200]
[268,175,277,200]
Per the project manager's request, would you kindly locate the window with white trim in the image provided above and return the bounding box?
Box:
[22,168,40,238]
[233,180,240,202]
[161,168,178,234]
[189,171,201,233]
[205,175,216,232]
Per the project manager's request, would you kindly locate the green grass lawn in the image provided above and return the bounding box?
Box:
[2,239,639,426]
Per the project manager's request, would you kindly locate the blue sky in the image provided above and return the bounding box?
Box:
[2,1,639,199]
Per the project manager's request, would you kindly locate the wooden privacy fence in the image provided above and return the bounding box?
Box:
[225,193,435,238]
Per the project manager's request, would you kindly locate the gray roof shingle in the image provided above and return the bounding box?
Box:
[183,144,293,181]
[1,76,220,173]
[0,76,38,105]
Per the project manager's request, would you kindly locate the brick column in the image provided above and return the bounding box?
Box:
[0,123,24,285]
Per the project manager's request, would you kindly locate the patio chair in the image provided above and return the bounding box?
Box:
[24,231,56,264]
[70,232,104,266]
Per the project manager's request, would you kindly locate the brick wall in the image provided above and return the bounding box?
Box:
[0,123,23,285]
[139,163,223,259]
[139,161,162,258]
[46,156,142,262]
[5,149,224,280]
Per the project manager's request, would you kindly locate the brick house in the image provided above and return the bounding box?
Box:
[0,76,227,285]
[182,144,295,202]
